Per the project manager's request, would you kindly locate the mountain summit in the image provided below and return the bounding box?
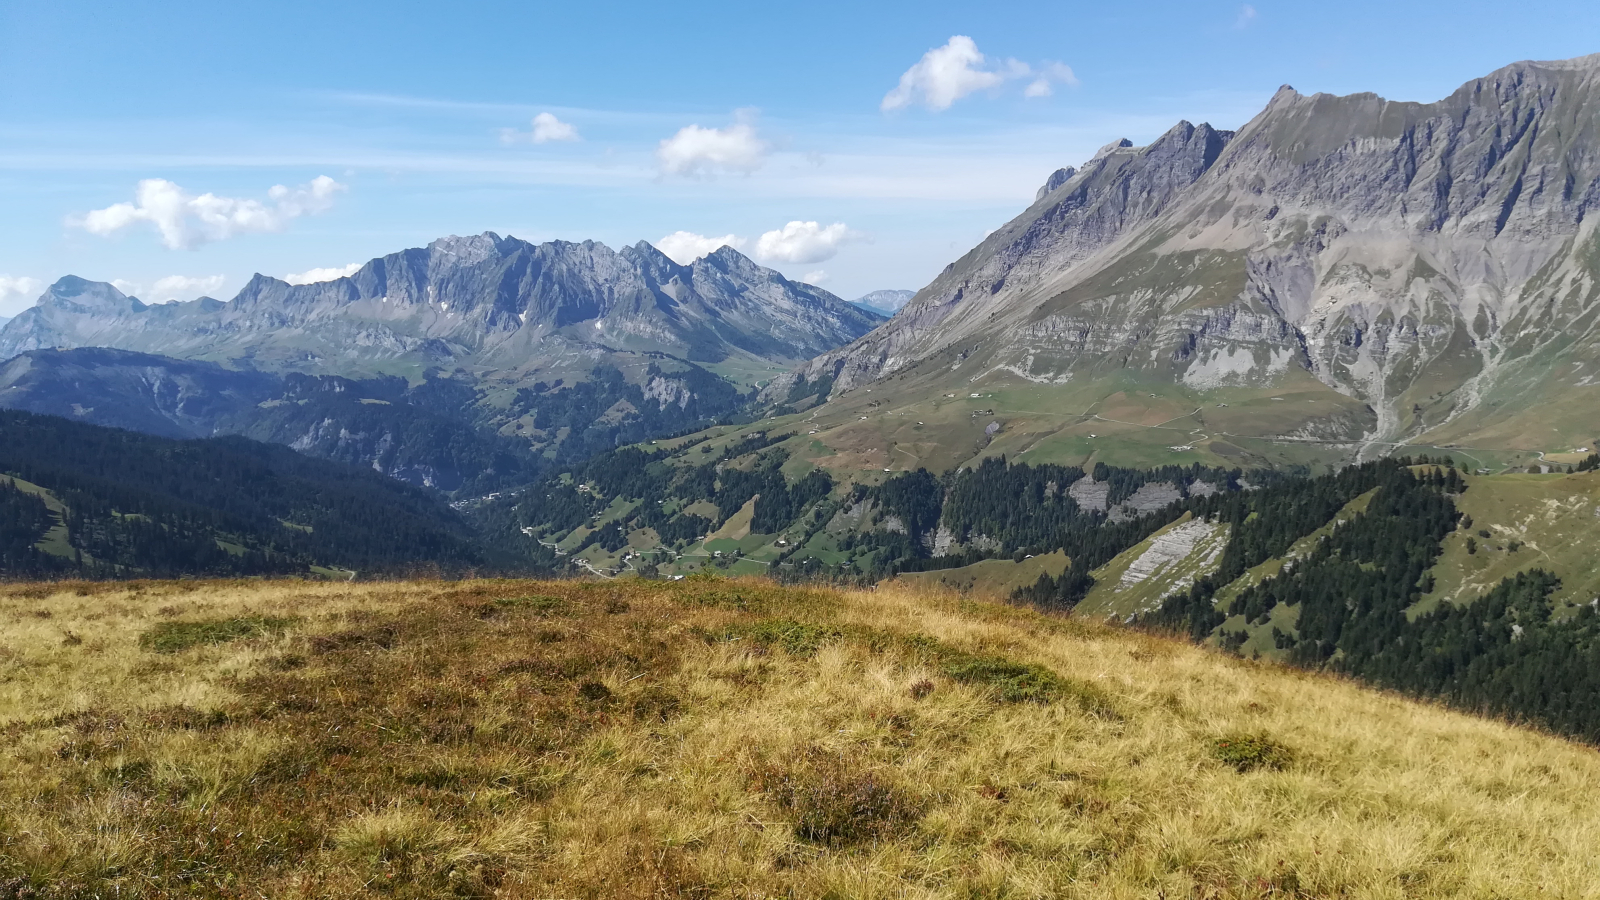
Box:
[772,54,1600,464]
[0,235,884,385]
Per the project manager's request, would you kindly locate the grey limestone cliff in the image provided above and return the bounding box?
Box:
[770,54,1600,453]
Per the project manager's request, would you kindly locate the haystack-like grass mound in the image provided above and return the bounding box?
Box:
[2,577,1598,898]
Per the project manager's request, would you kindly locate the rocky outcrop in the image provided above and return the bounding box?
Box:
[1117,518,1224,590]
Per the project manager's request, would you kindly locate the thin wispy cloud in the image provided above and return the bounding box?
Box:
[151,274,226,300]
[1234,5,1258,29]
[1025,63,1080,98]
[75,176,346,250]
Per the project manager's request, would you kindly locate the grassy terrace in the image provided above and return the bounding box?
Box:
[1,577,1598,897]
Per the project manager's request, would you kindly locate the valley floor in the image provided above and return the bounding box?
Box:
[2,578,1599,898]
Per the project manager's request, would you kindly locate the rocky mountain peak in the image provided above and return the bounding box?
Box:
[1090,138,1134,161]
[427,232,505,266]
[39,276,145,313]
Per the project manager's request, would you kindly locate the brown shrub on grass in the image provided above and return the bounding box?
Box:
[748,746,925,848]
[1211,733,1295,772]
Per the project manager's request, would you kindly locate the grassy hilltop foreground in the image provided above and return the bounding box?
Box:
[3,579,1600,898]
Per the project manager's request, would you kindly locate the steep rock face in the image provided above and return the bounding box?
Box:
[0,237,883,382]
[773,54,1600,453]
[774,120,1236,397]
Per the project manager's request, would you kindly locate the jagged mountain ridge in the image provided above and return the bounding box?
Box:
[0,236,884,384]
[772,54,1600,460]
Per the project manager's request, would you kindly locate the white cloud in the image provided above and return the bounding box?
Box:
[285,263,363,284]
[656,231,746,264]
[531,112,579,143]
[502,112,581,145]
[882,36,1007,112]
[883,37,1080,111]
[656,110,770,176]
[1234,4,1257,28]
[0,275,42,315]
[801,270,829,285]
[1024,63,1079,98]
[150,274,226,301]
[76,175,347,250]
[754,221,858,265]
[104,275,227,303]
[0,275,41,302]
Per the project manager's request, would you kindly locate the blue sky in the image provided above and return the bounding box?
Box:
[2,0,1597,314]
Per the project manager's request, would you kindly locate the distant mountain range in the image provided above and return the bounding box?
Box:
[850,290,915,316]
[772,53,1600,466]
[0,235,884,387]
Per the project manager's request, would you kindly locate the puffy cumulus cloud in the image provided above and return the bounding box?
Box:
[755,221,858,265]
[531,112,579,143]
[285,263,363,285]
[881,36,1006,112]
[150,274,226,301]
[1024,62,1079,98]
[502,112,581,144]
[77,176,347,250]
[655,231,746,264]
[656,110,769,176]
[883,37,1078,111]
[801,270,829,285]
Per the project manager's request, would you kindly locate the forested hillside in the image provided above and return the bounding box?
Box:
[0,410,511,578]
[0,349,754,496]
[498,425,1250,583]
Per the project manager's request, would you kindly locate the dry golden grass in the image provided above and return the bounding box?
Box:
[2,576,1599,898]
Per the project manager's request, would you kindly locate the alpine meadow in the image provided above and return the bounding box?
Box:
[4,2,1600,897]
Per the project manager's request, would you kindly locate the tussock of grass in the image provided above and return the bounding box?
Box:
[137,615,296,653]
[1211,732,1295,772]
[2,577,1600,897]
[748,745,924,847]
